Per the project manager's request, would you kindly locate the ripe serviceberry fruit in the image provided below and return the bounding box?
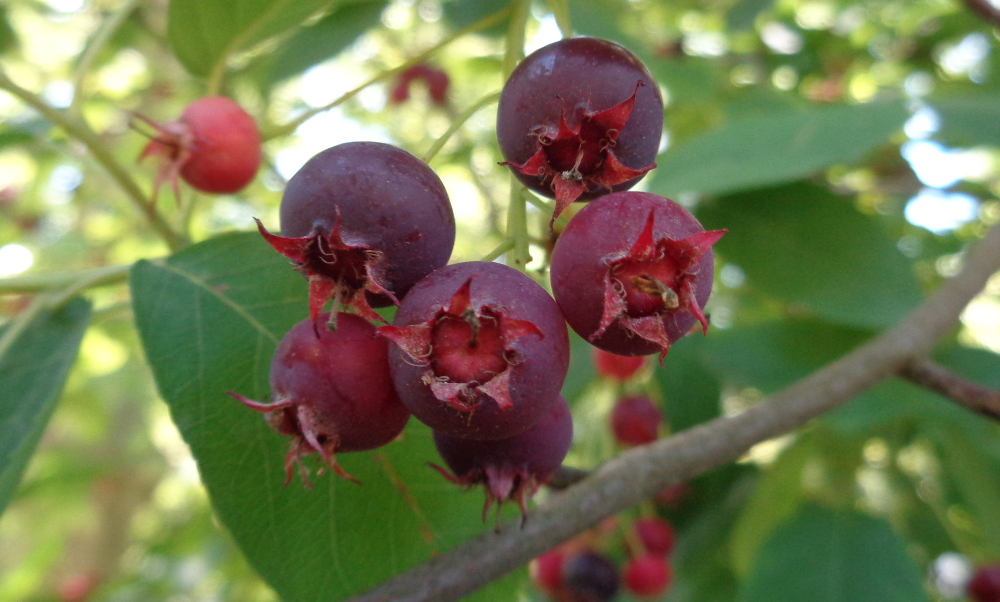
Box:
[138,96,261,203]
[531,548,567,593]
[610,394,661,446]
[634,517,676,557]
[623,554,672,599]
[969,565,1000,602]
[389,63,450,106]
[227,312,409,486]
[593,347,646,381]
[497,37,663,226]
[256,142,455,331]
[431,395,572,522]
[379,261,569,440]
[550,191,726,359]
[562,550,620,602]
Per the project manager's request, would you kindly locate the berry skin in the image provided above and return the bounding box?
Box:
[227,312,410,486]
[531,548,566,592]
[496,37,663,226]
[634,517,676,557]
[610,395,661,447]
[969,565,1000,602]
[431,395,572,522]
[623,554,672,599]
[379,261,570,440]
[139,96,261,202]
[593,347,646,381]
[550,191,726,359]
[562,551,620,602]
[256,142,455,331]
[389,63,450,106]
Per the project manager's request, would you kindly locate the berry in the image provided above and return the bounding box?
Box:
[562,551,620,602]
[550,191,726,359]
[431,395,572,522]
[139,96,261,202]
[969,565,1000,602]
[593,347,646,381]
[227,312,410,486]
[623,554,672,599]
[256,142,455,331]
[389,63,450,106]
[379,261,569,440]
[610,395,661,447]
[634,517,676,557]
[496,37,663,226]
[531,549,566,592]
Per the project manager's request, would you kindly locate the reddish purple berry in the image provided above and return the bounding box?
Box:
[379,261,569,440]
[970,565,1000,602]
[562,550,620,602]
[531,548,567,593]
[497,37,663,226]
[550,191,725,359]
[431,395,572,522]
[610,395,661,447]
[623,554,672,599]
[256,142,455,331]
[634,517,676,557]
[139,96,261,203]
[593,347,646,381]
[227,312,410,486]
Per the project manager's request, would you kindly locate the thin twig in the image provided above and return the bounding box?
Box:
[0,264,131,295]
[421,91,501,163]
[900,358,1000,420]
[0,70,186,250]
[346,220,1000,602]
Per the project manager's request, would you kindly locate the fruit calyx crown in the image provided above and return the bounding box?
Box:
[500,81,655,228]
[255,215,396,333]
[379,276,543,412]
[597,210,726,360]
[136,114,194,206]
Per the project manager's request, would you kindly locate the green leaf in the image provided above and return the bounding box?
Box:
[704,318,872,393]
[653,335,721,433]
[265,1,388,87]
[932,94,1000,147]
[167,0,338,78]
[698,183,922,329]
[726,0,776,31]
[651,101,908,198]
[0,298,91,516]
[739,505,930,602]
[130,232,522,601]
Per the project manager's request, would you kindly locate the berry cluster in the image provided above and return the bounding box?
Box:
[531,516,677,601]
[217,37,723,523]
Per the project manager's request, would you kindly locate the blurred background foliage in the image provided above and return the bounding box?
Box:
[0,0,999,600]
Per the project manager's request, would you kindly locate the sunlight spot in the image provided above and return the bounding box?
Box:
[0,243,33,276]
[905,189,978,233]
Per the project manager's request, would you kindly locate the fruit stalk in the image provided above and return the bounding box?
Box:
[344,219,1000,602]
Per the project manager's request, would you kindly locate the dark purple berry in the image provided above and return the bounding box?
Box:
[379,261,569,440]
[562,550,620,602]
[227,312,410,486]
[497,37,663,225]
[969,565,1000,602]
[431,395,572,521]
[550,191,725,359]
[256,142,455,330]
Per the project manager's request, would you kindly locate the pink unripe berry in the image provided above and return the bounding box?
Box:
[634,517,676,556]
[623,554,672,598]
[593,347,646,381]
[969,565,1000,602]
[610,394,661,446]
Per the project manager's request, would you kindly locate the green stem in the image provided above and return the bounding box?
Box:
[503,0,531,79]
[263,6,513,141]
[422,91,501,163]
[481,239,515,262]
[505,180,531,270]
[0,264,131,294]
[206,0,299,95]
[546,0,573,38]
[0,70,187,250]
[69,0,142,116]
